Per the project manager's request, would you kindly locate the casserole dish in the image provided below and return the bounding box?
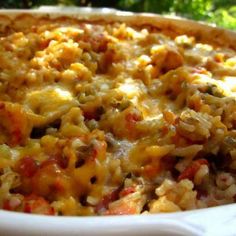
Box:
[0,7,236,235]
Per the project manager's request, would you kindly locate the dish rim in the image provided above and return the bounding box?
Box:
[0,7,236,235]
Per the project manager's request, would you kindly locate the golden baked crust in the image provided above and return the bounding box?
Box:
[0,12,236,216]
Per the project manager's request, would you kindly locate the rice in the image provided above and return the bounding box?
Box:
[0,14,235,216]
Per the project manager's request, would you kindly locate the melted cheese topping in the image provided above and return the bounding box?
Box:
[0,15,236,216]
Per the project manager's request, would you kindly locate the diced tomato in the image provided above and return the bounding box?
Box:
[31,162,64,197]
[126,113,141,123]
[23,195,55,215]
[95,188,120,213]
[178,159,209,181]
[3,200,11,211]
[18,156,39,178]
[0,102,31,146]
[125,112,142,132]
[50,177,65,193]
[119,187,136,197]
[3,198,21,211]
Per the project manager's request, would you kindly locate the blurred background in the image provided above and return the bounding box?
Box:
[0,0,235,30]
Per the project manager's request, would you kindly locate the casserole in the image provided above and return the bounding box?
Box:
[0,7,236,235]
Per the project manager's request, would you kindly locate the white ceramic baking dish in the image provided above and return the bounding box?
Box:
[0,7,236,236]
